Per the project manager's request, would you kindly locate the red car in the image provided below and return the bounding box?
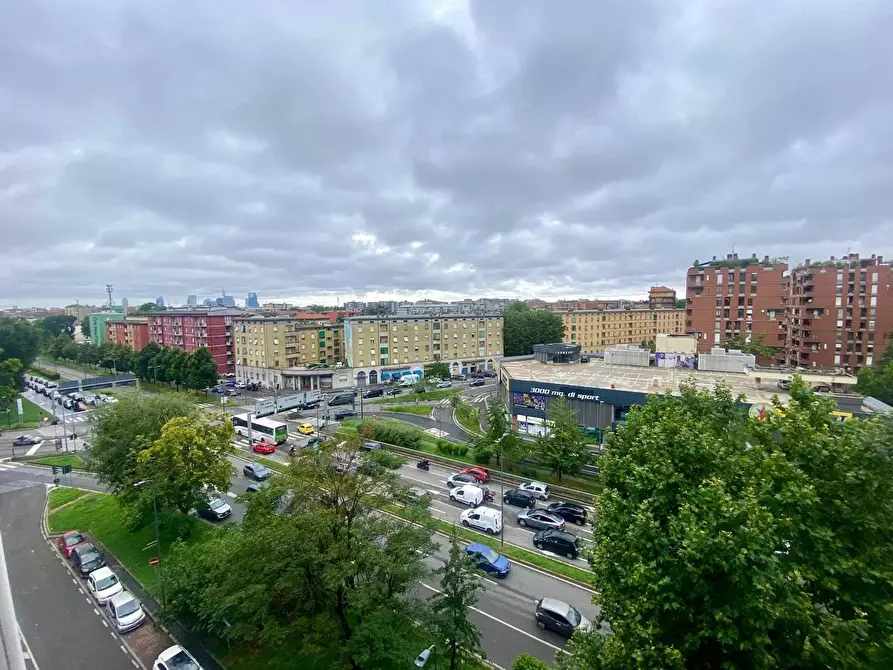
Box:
[252,440,277,455]
[459,467,490,483]
[58,530,86,559]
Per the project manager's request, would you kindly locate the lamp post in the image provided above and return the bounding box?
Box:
[134,480,166,607]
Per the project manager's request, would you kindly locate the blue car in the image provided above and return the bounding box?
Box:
[466,543,511,578]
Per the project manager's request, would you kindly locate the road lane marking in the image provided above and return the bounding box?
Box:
[25,443,43,456]
[417,582,568,654]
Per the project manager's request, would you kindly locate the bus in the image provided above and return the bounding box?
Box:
[231,414,289,444]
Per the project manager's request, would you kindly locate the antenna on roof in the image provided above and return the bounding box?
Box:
[106,284,114,308]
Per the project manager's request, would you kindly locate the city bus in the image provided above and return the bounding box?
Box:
[231,414,289,444]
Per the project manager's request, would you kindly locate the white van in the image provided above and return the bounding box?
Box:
[448,484,484,507]
[460,507,503,535]
[399,373,420,387]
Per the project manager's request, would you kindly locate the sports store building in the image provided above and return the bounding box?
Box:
[496,344,859,442]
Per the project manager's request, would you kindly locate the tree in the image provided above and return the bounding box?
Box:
[138,302,164,313]
[37,314,76,338]
[81,317,91,339]
[184,347,218,390]
[855,361,893,405]
[47,332,73,359]
[567,379,893,669]
[360,303,391,316]
[503,302,565,356]
[426,362,451,380]
[533,398,590,481]
[0,349,22,413]
[134,341,162,381]
[639,339,656,353]
[429,528,485,669]
[0,317,40,385]
[513,655,551,670]
[675,298,686,309]
[135,415,234,516]
[723,332,776,359]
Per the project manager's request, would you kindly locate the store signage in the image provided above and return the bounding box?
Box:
[530,386,600,402]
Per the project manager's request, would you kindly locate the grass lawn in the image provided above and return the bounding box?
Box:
[47,487,89,510]
[382,405,433,416]
[105,383,211,405]
[256,456,288,473]
[371,389,460,404]
[33,454,89,469]
[4,396,53,430]
[27,364,61,380]
[455,401,482,435]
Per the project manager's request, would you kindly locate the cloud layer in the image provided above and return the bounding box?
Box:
[2,0,892,306]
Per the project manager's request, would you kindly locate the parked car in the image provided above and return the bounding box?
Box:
[362,388,384,398]
[483,370,497,377]
[106,590,146,633]
[224,388,239,396]
[502,489,537,508]
[12,435,41,447]
[297,423,315,435]
[470,379,486,388]
[212,386,227,395]
[244,483,263,494]
[517,508,565,531]
[466,542,511,577]
[580,355,591,363]
[459,466,490,483]
[384,388,402,396]
[154,645,203,670]
[438,380,452,388]
[534,598,591,638]
[446,473,477,488]
[87,566,123,604]
[519,481,550,500]
[58,530,87,558]
[243,463,272,481]
[460,507,503,535]
[547,501,588,526]
[533,529,580,560]
[196,498,232,521]
[449,484,484,507]
[361,440,382,452]
[72,543,106,578]
[252,440,276,455]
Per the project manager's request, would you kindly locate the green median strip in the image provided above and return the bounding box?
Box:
[382,405,434,416]
[48,487,91,510]
[33,454,89,469]
[256,456,288,473]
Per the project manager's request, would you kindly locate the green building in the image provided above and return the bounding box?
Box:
[87,312,125,346]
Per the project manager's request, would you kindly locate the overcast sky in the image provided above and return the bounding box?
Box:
[2,0,892,308]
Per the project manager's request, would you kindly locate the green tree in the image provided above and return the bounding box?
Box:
[855,337,893,404]
[0,350,23,413]
[61,339,78,362]
[37,314,77,338]
[138,302,165,313]
[0,317,40,386]
[639,339,656,353]
[426,361,451,380]
[533,398,590,481]
[723,332,776,359]
[568,379,893,670]
[675,298,687,309]
[47,332,73,359]
[135,415,234,516]
[134,341,163,381]
[513,655,551,670]
[429,529,486,669]
[503,302,565,356]
[80,317,91,339]
[184,347,218,390]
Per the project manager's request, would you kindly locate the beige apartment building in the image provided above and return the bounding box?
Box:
[344,315,503,385]
[234,317,343,388]
[561,308,686,351]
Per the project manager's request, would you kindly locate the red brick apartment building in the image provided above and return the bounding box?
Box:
[786,254,893,371]
[685,254,789,364]
[148,310,238,374]
[106,318,150,351]
[648,286,677,310]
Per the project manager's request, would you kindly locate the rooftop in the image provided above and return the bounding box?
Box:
[347,314,503,322]
[500,358,857,406]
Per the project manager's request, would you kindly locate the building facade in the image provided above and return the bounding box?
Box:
[106,318,150,351]
[344,315,504,385]
[560,308,686,351]
[685,254,789,363]
[246,293,259,308]
[233,317,343,387]
[148,310,238,373]
[394,298,514,316]
[186,295,197,306]
[648,286,677,310]
[87,312,125,346]
[785,254,893,371]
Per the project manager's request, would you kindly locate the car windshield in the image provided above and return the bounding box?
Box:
[210,499,226,509]
[255,466,270,476]
[566,606,582,626]
[166,650,200,670]
[116,600,141,617]
[479,547,501,564]
[65,534,83,546]
[95,574,118,590]
[81,549,100,562]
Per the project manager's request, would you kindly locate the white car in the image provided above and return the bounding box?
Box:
[438,380,452,388]
[460,507,503,535]
[519,481,551,500]
[87,566,123,604]
[106,590,146,633]
[154,645,203,670]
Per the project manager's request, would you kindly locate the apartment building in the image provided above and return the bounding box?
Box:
[105,318,150,351]
[561,308,686,351]
[344,315,503,385]
[685,254,789,362]
[148,310,238,374]
[87,312,125,346]
[785,254,893,371]
[233,317,343,388]
[648,286,677,310]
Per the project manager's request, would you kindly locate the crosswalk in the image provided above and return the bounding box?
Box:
[0,460,22,471]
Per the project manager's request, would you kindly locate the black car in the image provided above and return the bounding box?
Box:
[72,543,106,578]
[483,370,497,377]
[533,529,581,560]
[306,435,329,448]
[580,355,591,363]
[384,388,402,396]
[196,498,232,521]
[535,598,590,638]
[331,410,357,420]
[470,379,486,388]
[502,489,536,508]
[547,501,588,526]
[362,388,384,399]
[243,463,272,481]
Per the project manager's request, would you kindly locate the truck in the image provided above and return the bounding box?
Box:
[254,390,322,417]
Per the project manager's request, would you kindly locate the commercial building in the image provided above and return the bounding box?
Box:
[342,301,367,311]
[785,254,893,371]
[648,286,677,310]
[155,296,165,307]
[87,312,125,346]
[64,304,94,320]
[148,310,239,374]
[685,254,789,363]
[106,318,150,351]
[343,314,504,385]
[186,295,197,307]
[497,343,859,442]
[560,308,686,352]
[233,317,343,389]
[246,293,259,308]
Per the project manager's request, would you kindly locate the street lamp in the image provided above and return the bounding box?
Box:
[134,479,166,607]
[415,645,436,668]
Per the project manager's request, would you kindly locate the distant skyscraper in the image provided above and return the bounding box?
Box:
[155,296,165,307]
[246,292,259,308]
[122,298,129,314]
[186,294,197,306]
[216,295,236,308]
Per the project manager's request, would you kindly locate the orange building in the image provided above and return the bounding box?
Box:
[106,318,150,351]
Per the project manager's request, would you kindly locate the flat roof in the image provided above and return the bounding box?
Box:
[347,314,503,321]
[501,358,856,406]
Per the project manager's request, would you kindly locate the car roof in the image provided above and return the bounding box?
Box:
[109,591,137,607]
[159,645,190,662]
[552,501,586,511]
[525,481,548,488]
[473,507,501,518]
[90,566,114,581]
[466,542,490,553]
[74,542,97,554]
[539,598,571,617]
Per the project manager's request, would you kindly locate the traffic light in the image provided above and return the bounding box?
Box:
[52,465,58,475]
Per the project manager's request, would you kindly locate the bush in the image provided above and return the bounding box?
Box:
[473,447,491,464]
[437,440,455,455]
[28,365,61,380]
[455,444,469,457]
[367,449,405,470]
[357,421,423,450]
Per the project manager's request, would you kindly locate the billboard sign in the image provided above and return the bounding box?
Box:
[655,352,696,369]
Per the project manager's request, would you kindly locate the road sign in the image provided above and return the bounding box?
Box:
[149,557,159,567]
[62,465,73,474]
[16,398,23,417]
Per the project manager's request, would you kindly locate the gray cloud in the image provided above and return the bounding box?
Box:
[2,0,892,307]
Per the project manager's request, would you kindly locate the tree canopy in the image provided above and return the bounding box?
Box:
[36,314,77,338]
[723,332,776,360]
[425,361,451,380]
[0,317,40,384]
[533,397,590,481]
[566,379,893,669]
[855,338,893,404]
[503,302,565,356]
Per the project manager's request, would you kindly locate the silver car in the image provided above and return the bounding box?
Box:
[517,509,566,531]
[106,591,146,633]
